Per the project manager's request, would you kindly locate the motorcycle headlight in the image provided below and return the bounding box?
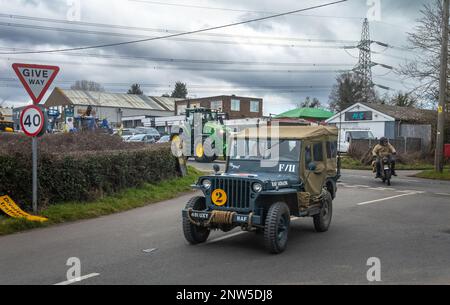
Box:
[202,179,212,190]
[252,182,263,193]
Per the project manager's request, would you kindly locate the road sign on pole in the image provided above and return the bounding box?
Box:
[20,105,46,137]
[12,63,60,105]
[20,105,47,213]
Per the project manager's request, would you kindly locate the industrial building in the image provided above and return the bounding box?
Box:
[44,88,181,127]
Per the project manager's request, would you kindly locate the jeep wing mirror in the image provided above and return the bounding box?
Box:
[213,164,220,174]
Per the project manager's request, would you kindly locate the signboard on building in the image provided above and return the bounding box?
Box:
[345,111,373,121]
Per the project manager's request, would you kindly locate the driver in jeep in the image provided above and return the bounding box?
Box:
[372,137,397,178]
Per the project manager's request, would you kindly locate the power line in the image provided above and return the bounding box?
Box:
[128,0,361,19]
[0,47,355,67]
[0,0,348,55]
[0,13,358,44]
[0,22,357,49]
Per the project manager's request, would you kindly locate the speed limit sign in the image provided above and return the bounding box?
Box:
[20,105,46,137]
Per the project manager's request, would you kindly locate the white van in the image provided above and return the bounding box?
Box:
[338,129,376,153]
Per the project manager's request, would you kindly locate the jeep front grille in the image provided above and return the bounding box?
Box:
[212,178,251,210]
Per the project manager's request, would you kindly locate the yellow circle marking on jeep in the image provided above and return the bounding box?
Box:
[196,143,204,158]
[211,189,227,206]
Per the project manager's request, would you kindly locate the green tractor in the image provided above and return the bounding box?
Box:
[171,108,229,163]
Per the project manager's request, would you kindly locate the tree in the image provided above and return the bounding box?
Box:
[388,92,418,108]
[71,80,105,92]
[127,84,143,95]
[171,82,188,99]
[400,0,448,105]
[328,72,372,111]
[299,97,322,108]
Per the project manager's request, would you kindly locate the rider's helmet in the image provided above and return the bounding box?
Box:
[380,137,388,146]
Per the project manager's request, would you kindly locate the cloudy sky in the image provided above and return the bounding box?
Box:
[0,0,429,115]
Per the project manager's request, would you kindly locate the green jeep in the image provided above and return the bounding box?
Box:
[182,126,340,254]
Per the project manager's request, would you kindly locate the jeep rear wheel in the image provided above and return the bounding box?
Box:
[183,196,210,244]
[264,202,290,254]
[313,191,333,233]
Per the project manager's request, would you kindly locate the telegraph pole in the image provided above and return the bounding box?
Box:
[435,0,449,172]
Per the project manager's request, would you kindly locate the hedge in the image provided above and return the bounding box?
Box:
[0,134,180,210]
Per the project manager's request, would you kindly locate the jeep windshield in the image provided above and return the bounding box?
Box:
[228,138,301,175]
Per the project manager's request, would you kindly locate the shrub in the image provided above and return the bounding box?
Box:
[0,133,180,210]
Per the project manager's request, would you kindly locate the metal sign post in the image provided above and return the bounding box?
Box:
[32,137,38,213]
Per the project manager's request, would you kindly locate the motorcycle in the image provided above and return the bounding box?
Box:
[379,156,393,186]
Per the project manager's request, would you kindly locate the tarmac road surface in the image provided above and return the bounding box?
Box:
[0,166,449,285]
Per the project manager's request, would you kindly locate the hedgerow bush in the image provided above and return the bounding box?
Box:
[0,133,180,210]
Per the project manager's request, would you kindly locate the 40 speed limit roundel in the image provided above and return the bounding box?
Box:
[20,105,46,137]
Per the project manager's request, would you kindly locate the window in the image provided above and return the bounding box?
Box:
[250,101,260,113]
[231,99,240,111]
[210,100,223,110]
[326,141,338,159]
[305,145,312,165]
[313,143,324,162]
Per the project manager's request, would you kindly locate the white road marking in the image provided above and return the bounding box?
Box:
[207,231,246,244]
[143,248,158,254]
[357,192,424,206]
[54,273,100,285]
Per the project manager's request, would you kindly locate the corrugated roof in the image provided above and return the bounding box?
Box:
[46,88,170,111]
[150,96,182,111]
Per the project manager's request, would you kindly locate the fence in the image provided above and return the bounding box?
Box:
[349,138,423,161]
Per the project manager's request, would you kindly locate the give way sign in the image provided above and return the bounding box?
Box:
[12,63,60,105]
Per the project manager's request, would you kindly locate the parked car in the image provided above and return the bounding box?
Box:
[135,127,161,141]
[127,134,156,144]
[157,135,171,143]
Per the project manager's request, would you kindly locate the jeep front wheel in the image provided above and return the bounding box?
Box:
[264,202,290,254]
[313,191,333,233]
[183,196,210,244]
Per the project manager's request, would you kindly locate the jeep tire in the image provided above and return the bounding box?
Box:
[264,202,290,254]
[183,196,211,244]
[313,191,333,233]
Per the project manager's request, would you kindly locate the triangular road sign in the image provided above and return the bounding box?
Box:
[12,63,60,105]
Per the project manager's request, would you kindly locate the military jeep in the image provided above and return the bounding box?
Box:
[182,126,340,254]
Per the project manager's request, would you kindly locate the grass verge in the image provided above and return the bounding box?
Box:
[414,169,450,181]
[0,166,203,236]
[341,157,437,171]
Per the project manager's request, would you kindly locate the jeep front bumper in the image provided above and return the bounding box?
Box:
[182,209,262,226]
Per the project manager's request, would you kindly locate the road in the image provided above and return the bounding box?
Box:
[0,165,449,285]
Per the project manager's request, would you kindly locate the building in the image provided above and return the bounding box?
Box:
[175,95,263,119]
[0,107,12,121]
[44,88,181,127]
[326,102,450,151]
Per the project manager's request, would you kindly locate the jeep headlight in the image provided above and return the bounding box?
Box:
[202,179,212,190]
[252,182,263,193]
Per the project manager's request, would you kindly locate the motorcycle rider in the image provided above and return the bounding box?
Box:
[372,137,397,178]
